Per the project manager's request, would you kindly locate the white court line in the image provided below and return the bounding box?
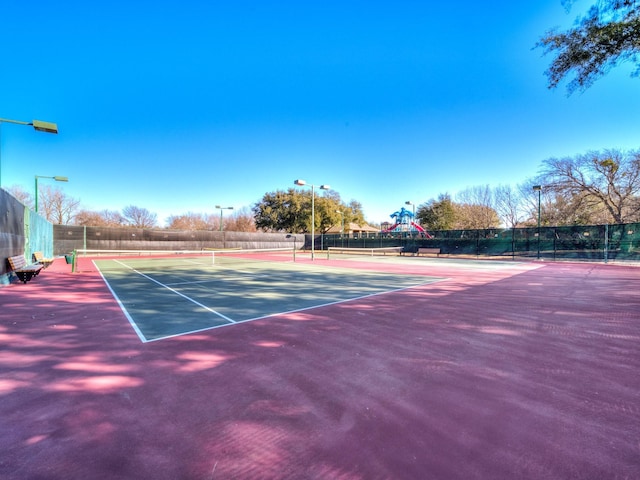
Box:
[97,258,445,343]
[165,266,292,286]
[107,260,237,338]
[142,277,447,342]
[94,261,148,342]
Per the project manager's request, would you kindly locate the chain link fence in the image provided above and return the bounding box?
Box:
[320,223,640,262]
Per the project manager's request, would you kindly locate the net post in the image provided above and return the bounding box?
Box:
[71,249,77,273]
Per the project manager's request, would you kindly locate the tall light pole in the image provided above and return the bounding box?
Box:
[533,185,542,259]
[405,200,415,234]
[215,205,234,232]
[294,179,330,260]
[336,210,344,248]
[0,118,58,187]
[335,210,344,234]
[35,175,68,213]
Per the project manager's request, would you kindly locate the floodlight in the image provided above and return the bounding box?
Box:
[32,120,59,134]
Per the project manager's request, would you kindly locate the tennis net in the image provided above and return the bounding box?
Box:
[73,247,297,272]
[326,246,404,259]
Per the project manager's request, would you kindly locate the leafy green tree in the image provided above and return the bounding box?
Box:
[347,200,367,227]
[253,188,367,233]
[253,188,307,232]
[538,0,640,93]
[417,192,501,230]
[416,194,458,230]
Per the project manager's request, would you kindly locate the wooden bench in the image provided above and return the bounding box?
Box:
[33,251,54,268]
[416,247,441,256]
[7,255,44,283]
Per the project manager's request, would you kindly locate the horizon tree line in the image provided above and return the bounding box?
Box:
[5,148,640,232]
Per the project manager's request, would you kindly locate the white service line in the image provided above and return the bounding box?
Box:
[113,259,236,324]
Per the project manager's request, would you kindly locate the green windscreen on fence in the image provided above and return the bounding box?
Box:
[321,223,639,262]
[27,209,54,260]
[48,223,640,263]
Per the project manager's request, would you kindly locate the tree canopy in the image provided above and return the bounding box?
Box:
[252,188,366,233]
[538,0,640,93]
[416,193,501,231]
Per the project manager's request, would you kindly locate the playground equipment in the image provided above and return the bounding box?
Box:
[383,207,432,237]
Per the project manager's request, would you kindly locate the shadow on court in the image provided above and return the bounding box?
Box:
[1,257,639,479]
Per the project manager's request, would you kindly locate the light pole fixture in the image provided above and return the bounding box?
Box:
[215,205,234,232]
[294,179,330,260]
[0,117,59,187]
[533,185,542,259]
[35,175,68,213]
[405,200,415,216]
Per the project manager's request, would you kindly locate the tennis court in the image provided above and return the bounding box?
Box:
[85,248,446,341]
[1,251,639,479]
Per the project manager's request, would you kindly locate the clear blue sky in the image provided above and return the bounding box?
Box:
[2,1,639,226]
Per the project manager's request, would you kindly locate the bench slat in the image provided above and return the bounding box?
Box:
[7,255,44,283]
[33,251,54,268]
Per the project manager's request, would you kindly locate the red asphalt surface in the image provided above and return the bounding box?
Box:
[0,257,639,479]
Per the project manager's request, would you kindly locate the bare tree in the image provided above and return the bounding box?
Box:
[75,209,127,227]
[224,208,257,232]
[456,185,493,206]
[455,204,501,229]
[38,185,81,224]
[6,185,33,209]
[122,205,158,228]
[541,149,640,223]
[494,184,524,228]
[455,185,500,229]
[166,212,215,230]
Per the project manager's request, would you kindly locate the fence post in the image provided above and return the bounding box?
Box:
[604,224,609,263]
